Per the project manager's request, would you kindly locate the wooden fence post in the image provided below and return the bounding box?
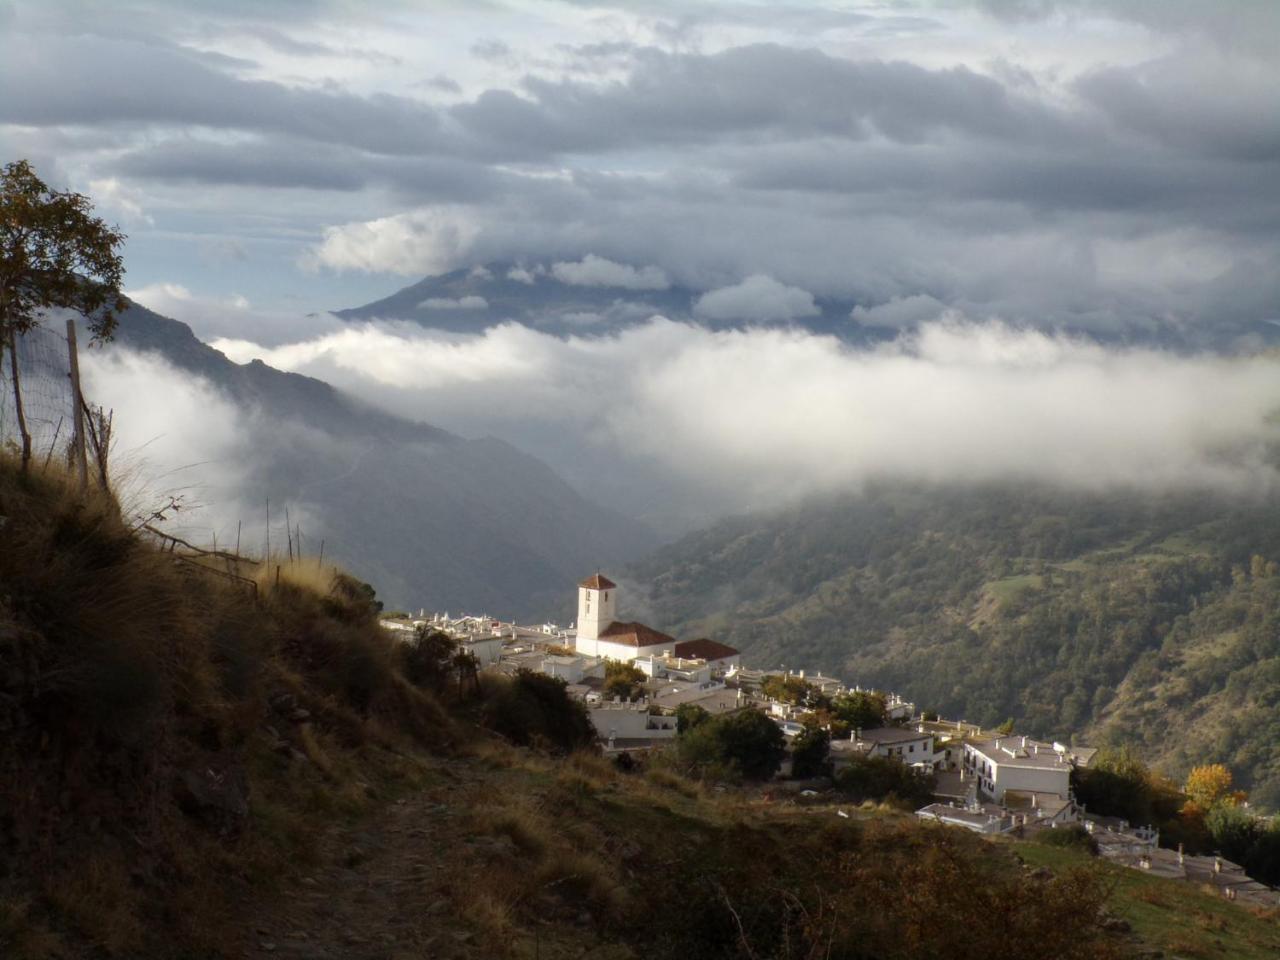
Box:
[65,318,89,493]
[8,329,32,473]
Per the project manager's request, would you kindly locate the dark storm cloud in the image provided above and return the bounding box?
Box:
[6,0,1278,345]
[968,0,1280,53]
[730,138,1280,227]
[1076,60,1280,163]
[451,44,1069,159]
[114,139,502,201]
[0,34,446,155]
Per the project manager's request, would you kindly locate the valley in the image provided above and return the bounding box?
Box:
[635,485,1280,808]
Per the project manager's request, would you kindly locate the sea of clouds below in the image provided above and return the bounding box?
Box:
[75,312,1280,545]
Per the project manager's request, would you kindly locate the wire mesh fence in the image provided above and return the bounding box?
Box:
[0,323,78,469]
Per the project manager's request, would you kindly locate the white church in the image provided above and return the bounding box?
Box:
[572,573,740,669]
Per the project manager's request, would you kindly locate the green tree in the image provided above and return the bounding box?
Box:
[675,702,710,733]
[829,690,887,733]
[835,755,935,807]
[604,661,647,701]
[790,724,830,778]
[1205,803,1260,863]
[398,627,459,691]
[761,674,821,706]
[481,669,596,753]
[679,709,786,781]
[1070,746,1156,826]
[1,161,126,469]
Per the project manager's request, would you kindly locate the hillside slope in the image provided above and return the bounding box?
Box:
[106,302,656,617]
[634,484,1280,808]
[6,457,1277,960]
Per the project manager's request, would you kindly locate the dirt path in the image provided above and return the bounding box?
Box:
[238,761,484,960]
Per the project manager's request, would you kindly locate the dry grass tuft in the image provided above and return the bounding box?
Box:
[0,897,63,960]
[252,556,344,597]
[534,848,630,921]
[566,749,617,783]
[1134,884,1175,906]
[475,802,553,858]
[1162,934,1212,958]
[297,723,338,780]
[645,767,701,798]
[459,889,519,951]
[554,769,600,801]
[44,855,144,956]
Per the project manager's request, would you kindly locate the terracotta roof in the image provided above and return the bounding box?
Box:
[673,638,740,661]
[579,573,617,590]
[598,621,675,648]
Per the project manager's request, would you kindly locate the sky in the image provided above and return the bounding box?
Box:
[6,0,1280,532]
[3,0,1278,333]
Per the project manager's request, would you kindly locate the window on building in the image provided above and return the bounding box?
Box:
[909,744,915,752]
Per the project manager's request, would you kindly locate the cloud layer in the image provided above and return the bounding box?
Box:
[551,255,671,291]
[695,274,819,322]
[209,317,1280,516]
[2,2,1277,342]
[78,348,254,534]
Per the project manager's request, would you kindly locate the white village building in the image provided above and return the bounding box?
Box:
[573,574,740,667]
[963,735,1078,804]
[830,726,935,771]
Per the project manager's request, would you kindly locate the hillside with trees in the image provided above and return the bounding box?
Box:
[635,484,1280,809]
[0,451,1180,960]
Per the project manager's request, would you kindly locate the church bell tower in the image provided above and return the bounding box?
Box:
[576,573,617,642]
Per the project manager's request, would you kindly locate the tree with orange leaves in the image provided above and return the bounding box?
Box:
[1184,763,1245,814]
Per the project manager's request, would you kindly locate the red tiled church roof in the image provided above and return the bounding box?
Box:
[598,621,675,648]
[579,573,617,590]
[673,638,740,661]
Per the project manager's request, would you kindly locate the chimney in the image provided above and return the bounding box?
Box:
[1021,735,1027,748]
[1214,857,1222,874]
[854,727,862,742]
[1177,843,1184,865]
[1033,744,1039,755]
[995,738,1002,750]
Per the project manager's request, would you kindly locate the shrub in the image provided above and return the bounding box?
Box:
[481,669,596,753]
[398,627,459,692]
[790,725,831,778]
[835,755,935,808]
[603,661,646,701]
[1036,825,1098,855]
[675,702,710,733]
[678,709,786,781]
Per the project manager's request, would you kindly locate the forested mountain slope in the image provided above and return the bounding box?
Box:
[106,302,656,617]
[635,485,1280,808]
